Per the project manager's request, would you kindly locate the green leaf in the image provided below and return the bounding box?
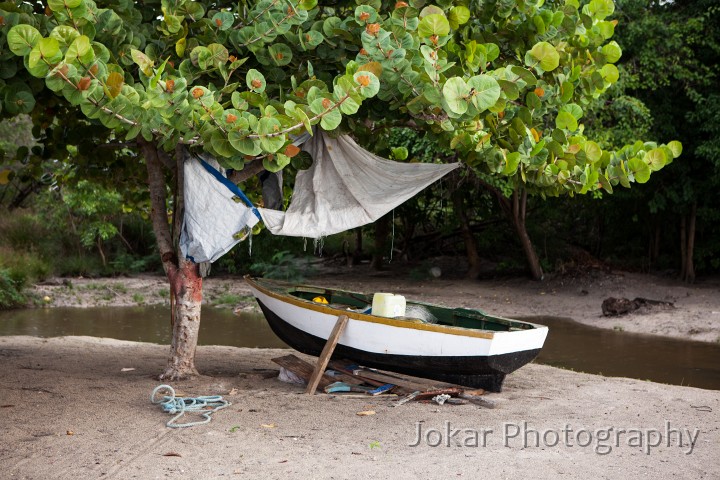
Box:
[584,141,602,162]
[289,108,313,134]
[131,49,154,76]
[263,153,291,173]
[418,14,450,38]
[211,131,239,157]
[228,131,262,156]
[502,152,521,175]
[207,43,229,68]
[560,103,583,120]
[246,69,266,93]
[442,77,470,115]
[598,173,613,193]
[65,35,93,64]
[50,26,81,48]
[601,41,622,64]
[321,107,342,130]
[667,141,683,158]
[212,12,235,31]
[448,6,470,29]
[525,91,541,110]
[257,117,285,152]
[644,148,666,171]
[527,42,560,72]
[353,71,379,98]
[498,80,519,101]
[355,5,378,25]
[268,44,292,66]
[48,0,83,12]
[298,0,317,10]
[628,157,650,183]
[467,75,501,111]
[8,25,42,56]
[5,90,36,115]
[391,147,409,160]
[595,21,615,40]
[105,71,124,99]
[600,64,619,83]
[586,0,615,20]
[510,66,537,87]
[28,38,63,77]
[556,111,578,131]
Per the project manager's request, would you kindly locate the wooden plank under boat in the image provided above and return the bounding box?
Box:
[245,276,548,392]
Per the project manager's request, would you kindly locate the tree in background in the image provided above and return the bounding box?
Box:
[590,0,719,281]
[1,0,678,378]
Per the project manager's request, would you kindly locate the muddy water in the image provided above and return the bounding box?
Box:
[1,308,719,390]
[0,306,288,349]
[532,316,720,391]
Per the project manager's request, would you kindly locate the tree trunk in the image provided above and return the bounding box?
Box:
[141,139,203,380]
[162,257,202,379]
[680,204,697,283]
[353,228,363,265]
[370,214,390,270]
[475,178,543,280]
[452,191,482,279]
[649,222,661,268]
[508,189,544,281]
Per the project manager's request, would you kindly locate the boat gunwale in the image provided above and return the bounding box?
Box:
[245,276,548,340]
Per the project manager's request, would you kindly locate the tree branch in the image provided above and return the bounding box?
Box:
[227,159,266,184]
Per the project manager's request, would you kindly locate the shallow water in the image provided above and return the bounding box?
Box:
[1,307,718,390]
[0,306,288,348]
[532,316,720,391]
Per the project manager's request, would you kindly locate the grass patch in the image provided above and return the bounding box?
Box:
[132,293,145,304]
[211,293,244,306]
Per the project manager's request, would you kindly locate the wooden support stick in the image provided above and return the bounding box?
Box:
[305,315,350,395]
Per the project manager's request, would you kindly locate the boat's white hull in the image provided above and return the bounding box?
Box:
[249,283,547,357]
[247,278,548,392]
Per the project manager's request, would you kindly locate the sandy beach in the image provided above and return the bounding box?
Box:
[2,267,719,479]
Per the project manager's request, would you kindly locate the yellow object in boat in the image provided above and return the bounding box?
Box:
[313,296,328,304]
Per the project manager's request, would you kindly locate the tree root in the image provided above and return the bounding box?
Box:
[159,365,200,381]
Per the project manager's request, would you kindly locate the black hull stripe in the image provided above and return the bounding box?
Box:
[257,300,541,392]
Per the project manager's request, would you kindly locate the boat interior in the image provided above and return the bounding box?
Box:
[285,285,536,332]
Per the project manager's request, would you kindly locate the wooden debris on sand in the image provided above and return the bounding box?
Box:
[271,354,496,408]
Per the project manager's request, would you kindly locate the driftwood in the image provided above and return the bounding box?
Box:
[601,297,675,316]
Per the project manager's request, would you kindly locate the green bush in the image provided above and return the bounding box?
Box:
[0,268,27,309]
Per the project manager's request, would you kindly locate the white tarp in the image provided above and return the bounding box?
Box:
[179,153,260,263]
[258,133,459,238]
[180,132,459,263]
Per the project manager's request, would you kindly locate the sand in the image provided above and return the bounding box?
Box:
[2,267,719,479]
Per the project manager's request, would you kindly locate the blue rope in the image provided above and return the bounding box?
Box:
[151,384,230,428]
[197,157,262,221]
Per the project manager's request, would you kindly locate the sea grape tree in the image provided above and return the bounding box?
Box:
[0,0,679,378]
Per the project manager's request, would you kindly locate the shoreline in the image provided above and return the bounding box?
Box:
[28,268,720,343]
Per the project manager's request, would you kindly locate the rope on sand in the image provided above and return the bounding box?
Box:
[151,384,230,428]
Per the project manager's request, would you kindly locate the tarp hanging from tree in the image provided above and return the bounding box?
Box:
[258,133,460,237]
[180,132,460,263]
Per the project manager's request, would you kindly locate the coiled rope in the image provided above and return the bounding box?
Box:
[151,384,230,428]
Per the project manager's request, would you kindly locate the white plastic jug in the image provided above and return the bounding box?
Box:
[371,293,406,317]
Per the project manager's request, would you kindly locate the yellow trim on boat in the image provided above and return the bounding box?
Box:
[246,277,495,340]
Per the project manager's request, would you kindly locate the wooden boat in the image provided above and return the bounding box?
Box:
[245,276,548,392]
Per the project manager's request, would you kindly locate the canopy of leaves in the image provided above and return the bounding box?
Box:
[1,0,679,198]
